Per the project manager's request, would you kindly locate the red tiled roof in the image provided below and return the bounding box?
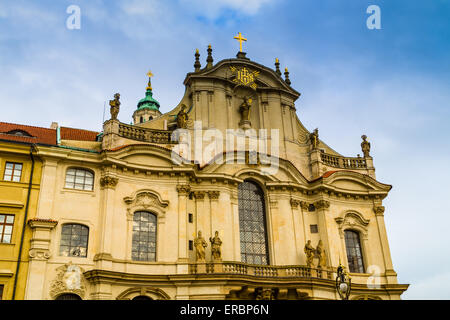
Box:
[321,170,338,178]
[60,127,99,141]
[0,121,56,145]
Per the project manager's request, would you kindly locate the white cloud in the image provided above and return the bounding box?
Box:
[403,271,450,299]
[180,0,275,19]
[0,1,59,27]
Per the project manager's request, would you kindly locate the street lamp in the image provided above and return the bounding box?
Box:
[336,263,351,300]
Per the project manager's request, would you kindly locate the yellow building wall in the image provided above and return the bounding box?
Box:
[0,141,42,300]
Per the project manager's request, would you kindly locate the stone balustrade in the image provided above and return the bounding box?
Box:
[320,152,367,169]
[118,122,176,144]
[189,261,333,280]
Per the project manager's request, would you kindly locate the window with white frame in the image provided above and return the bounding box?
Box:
[3,162,22,182]
[65,168,94,191]
[0,214,14,243]
[59,224,89,257]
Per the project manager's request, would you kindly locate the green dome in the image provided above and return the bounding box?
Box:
[137,89,160,111]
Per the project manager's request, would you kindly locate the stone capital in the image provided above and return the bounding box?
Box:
[207,190,220,200]
[300,201,309,211]
[290,199,300,209]
[373,205,385,216]
[176,184,191,196]
[314,200,330,210]
[193,191,206,200]
[29,248,51,260]
[100,175,118,189]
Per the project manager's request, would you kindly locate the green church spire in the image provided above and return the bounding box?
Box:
[137,71,160,111]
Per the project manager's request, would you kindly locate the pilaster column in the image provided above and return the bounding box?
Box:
[193,191,206,241]
[373,205,397,284]
[230,187,240,261]
[208,191,220,235]
[176,185,190,272]
[289,199,305,264]
[97,174,118,269]
[25,219,58,300]
[267,195,278,265]
[314,200,334,269]
[37,159,58,219]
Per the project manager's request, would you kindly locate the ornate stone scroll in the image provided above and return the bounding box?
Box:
[49,262,86,299]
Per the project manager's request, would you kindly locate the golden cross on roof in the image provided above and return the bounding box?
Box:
[234,32,247,52]
[146,70,153,90]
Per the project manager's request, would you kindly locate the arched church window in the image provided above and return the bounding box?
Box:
[149,116,153,120]
[344,230,365,273]
[65,168,94,191]
[132,211,157,261]
[140,116,144,123]
[238,181,269,265]
[132,295,152,300]
[55,293,82,300]
[59,224,89,257]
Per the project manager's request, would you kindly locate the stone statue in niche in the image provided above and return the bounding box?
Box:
[209,231,222,261]
[309,128,319,150]
[194,231,207,262]
[316,240,327,268]
[109,93,120,120]
[239,96,252,129]
[304,240,315,267]
[176,104,189,129]
[361,135,371,157]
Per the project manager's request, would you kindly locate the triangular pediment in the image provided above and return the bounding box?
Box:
[184,58,300,100]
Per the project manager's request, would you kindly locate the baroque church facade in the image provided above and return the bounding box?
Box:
[9,40,408,300]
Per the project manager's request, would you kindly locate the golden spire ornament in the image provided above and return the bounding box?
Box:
[234,32,247,52]
[146,70,154,90]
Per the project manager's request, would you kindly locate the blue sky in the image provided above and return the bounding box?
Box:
[1,0,450,299]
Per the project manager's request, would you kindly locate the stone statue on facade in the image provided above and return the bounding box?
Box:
[176,104,189,129]
[194,231,207,262]
[304,240,315,267]
[239,97,252,122]
[309,128,319,150]
[361,135,371,158]
[209,230,222,261]
[109,93,120,120]
[316,240,327,268]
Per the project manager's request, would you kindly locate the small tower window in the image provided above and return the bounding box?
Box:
[310,224,318,233]
[140,116,144,123]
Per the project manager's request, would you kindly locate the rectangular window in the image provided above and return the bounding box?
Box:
[188,213,193,223]
[3,162,22,182]
[0,284,3,300]
[310,224,318,233]
[0,214,14,243]
[189,240,193,251]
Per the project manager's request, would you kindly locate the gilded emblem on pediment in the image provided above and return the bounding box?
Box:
[230,66,259,89]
